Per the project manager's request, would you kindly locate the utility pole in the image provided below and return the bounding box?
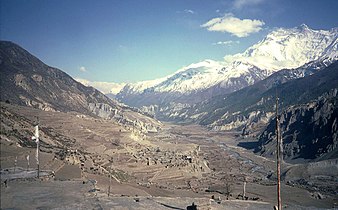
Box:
[276,92,282,210]
[108,166,112,197]
[27,155,30,171]
[32,123,40,178]
[108,160,114,197]
[243,177,247,200]
[14,156,17,173]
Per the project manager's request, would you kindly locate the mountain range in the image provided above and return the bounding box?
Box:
[1,20,337,207]
[1,24,337,163]
[0,41,161,133]
[112,24,338,162]
[116,24,337,108]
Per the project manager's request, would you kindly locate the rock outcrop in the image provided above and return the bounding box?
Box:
[256,89,338,162]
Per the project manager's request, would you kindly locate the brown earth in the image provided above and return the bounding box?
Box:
[1,103,337,209]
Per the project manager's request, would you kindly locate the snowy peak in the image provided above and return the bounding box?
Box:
[152,59,226,93]
[175,59,222,73]
[298,23,310,30]
[117,25,338,104]
[120,59,226,94]
[235,25,338,70]
[119,58,263,96]
[120,76,169,94]
[295,23,313,32]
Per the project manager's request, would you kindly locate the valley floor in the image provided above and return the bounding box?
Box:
[1,104,337,209]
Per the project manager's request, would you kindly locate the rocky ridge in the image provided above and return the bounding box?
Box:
[0,41,161,133]
[257,88,338,162]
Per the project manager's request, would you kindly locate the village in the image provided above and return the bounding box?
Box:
[1,103,337,209]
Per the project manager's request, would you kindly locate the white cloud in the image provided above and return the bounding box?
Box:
[212,40,240,46]
[184,9,195,14]
[75,78,126,94]
[177,9,195,14]
[79,66,87,72]
[233,0,265,9]
[201,13,265,37]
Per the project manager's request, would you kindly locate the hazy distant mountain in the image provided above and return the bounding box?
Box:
[75,78,126,96]
[0,41,161,133]
[117,25,337,108]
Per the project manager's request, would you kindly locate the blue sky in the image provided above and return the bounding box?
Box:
[1,0,338,83]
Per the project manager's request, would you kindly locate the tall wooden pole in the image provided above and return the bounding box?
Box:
[108,166,111,197]
[108,160,113,197]
[27,155,30,171]
[14,156,17,173]
[32,123,40,179]
[276,93,282,210]
[37,138,40,179]
[243,178,247,199]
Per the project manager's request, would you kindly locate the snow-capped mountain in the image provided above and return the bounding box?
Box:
[117,24,337,108]
[120,59,262,96]
[75,78,126,95]
[229,24,337,70]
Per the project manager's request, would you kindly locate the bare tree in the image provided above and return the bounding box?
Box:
[224,182,233,200]
[221,175,233,200]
